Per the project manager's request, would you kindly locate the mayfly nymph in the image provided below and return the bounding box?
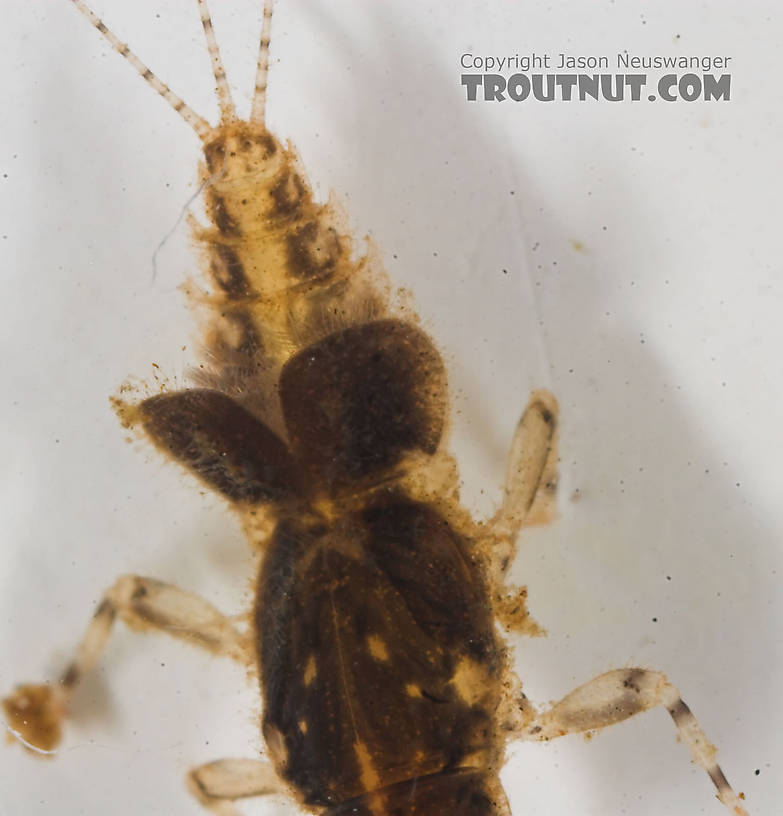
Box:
[3,3,750,815]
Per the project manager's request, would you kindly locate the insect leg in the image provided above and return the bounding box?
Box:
[187,758,287,816]
[480,390,558,635]
[519,668,749,816]
[2,575,250,755]
[491,389,559,542]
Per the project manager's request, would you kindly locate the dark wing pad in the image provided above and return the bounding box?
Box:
[280,320,447,490]
[140,389,300,503]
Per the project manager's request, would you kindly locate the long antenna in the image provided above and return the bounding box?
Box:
[71,0,212,140]
[249,0,274,125]
[196,0,236,123]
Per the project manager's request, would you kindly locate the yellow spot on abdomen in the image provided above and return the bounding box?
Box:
[451,657,491,706]
[367,634,389,662]
[304,655,317,686]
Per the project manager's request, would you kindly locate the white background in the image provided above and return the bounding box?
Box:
[0,1,779,814]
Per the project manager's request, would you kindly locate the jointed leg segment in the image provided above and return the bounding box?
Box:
[519,668,748,816]
[2,575,250,755]
[491,389,559,543]
[188,758,287,816]
[482,390,558,635]
[485,394,748,814]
